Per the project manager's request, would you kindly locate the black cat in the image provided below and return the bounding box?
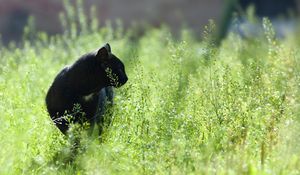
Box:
[45,43,128,134]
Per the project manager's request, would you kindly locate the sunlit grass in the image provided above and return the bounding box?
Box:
[0,3,300,174]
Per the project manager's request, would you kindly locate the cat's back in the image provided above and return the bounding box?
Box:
[46,66,70,107]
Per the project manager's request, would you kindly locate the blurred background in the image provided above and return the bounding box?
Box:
[0,0,299,44]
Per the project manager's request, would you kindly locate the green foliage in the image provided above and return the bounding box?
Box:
[1,2,300,174]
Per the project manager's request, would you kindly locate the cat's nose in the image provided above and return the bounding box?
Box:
[123,76,128,84]
[117,76,128,87]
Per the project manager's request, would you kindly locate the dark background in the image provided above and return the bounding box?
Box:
[0,0,299,44]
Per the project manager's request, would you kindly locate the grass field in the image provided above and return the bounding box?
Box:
[1,4,300,174]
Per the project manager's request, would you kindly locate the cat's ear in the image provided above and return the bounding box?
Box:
[104,43,111,53]
[96,45,110,60]
[96,43,111,60]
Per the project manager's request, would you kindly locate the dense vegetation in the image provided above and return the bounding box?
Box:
[1,2,300,174]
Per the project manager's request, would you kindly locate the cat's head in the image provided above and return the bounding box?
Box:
[96,43,128,87]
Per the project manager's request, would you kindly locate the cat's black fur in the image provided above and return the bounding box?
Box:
[45,43,127,134]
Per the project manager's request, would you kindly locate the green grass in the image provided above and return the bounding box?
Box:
[1,8,300,174]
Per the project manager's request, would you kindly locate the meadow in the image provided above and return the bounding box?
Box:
[1,3,300,174]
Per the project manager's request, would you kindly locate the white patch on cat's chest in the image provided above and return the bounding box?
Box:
[82,93,95,102]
